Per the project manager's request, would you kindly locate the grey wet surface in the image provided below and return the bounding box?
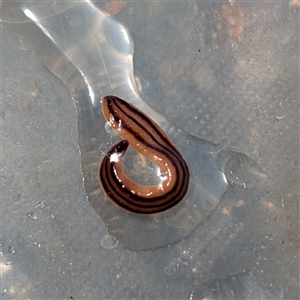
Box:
[191,270,283,299]
[1,1,299,299]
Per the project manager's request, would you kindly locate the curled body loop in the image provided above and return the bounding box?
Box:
[99,95,190,214]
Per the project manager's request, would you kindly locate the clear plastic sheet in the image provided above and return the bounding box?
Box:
[1,1,298,299]
[1,1,265,250]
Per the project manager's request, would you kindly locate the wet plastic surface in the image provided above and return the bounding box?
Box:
[1,1,299,299]
[191,270,283,300]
